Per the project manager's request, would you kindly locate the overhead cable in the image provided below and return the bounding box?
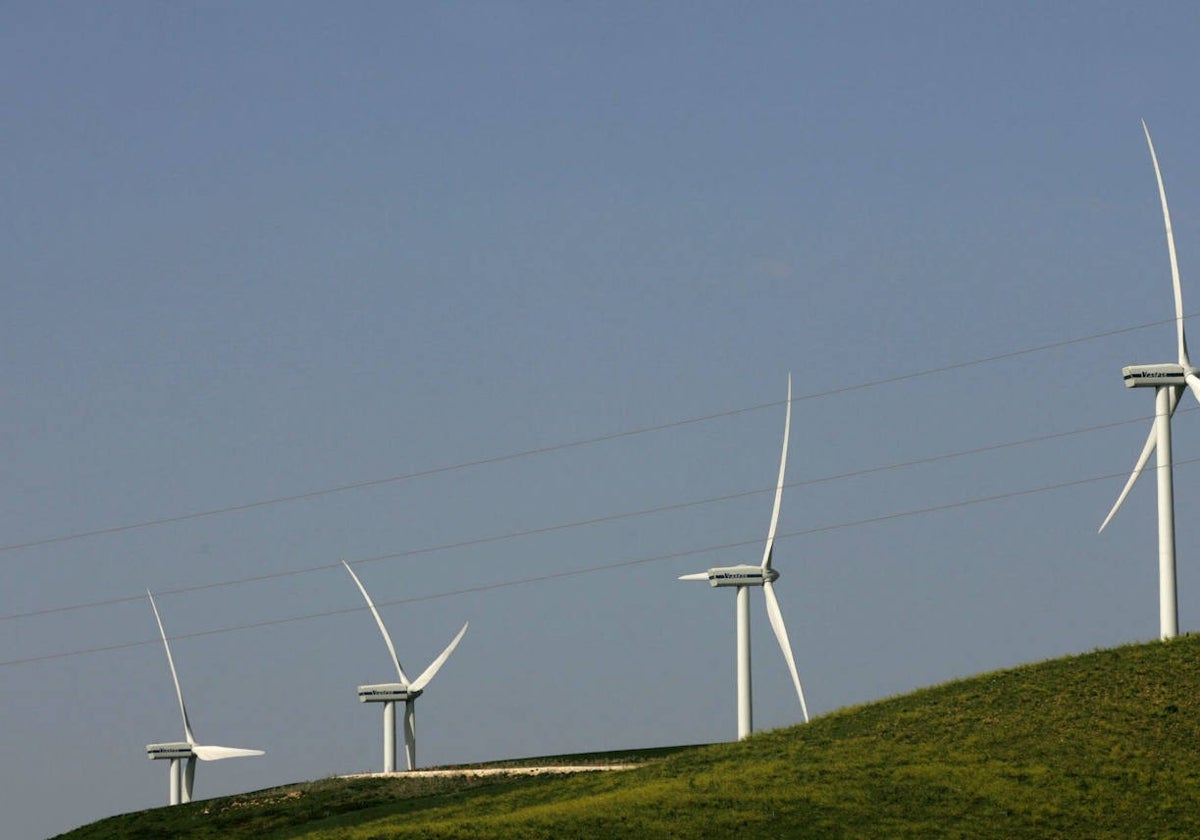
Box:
[0,312,1182,557]
[4,455,1194,670]
[0,407,1181,624]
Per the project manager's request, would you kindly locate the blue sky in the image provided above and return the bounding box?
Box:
[4,3,1200,837]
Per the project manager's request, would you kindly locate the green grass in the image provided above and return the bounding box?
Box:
[57,636,1200,838]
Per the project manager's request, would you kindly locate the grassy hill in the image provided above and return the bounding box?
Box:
[58,635,1200,838]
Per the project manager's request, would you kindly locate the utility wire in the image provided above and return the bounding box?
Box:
[1,406,1181,624]
[0,313,1179,557]
[4,455,1194,670]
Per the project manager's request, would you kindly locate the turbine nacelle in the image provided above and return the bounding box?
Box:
[357,683,423,703]
[146,742,193,760]
[1122,363,1196,387]
[680,564,781,587]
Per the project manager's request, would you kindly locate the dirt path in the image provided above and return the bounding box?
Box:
[341,764,644,778]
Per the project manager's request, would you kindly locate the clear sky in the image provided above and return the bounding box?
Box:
[4,3,1200,837]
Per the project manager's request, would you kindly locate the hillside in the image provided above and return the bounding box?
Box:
[58,636,1200,838]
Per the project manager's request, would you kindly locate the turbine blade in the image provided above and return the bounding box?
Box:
[192,744,266,761]
[762,374,792,571]
[1099,416,1161,532]
[343,561,410,685]
[410,622,469,692]
[762,580,809,723]
[1143,120,1189,367]
[678,572,710,581]
[183,755,196,803]
[1100,387,1184,534]
[147,590,197,746]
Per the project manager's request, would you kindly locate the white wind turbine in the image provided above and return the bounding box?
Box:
[343,561,468,772]
[680,374,809,740]
[144,591,264,805]
[1099,121,1200,641]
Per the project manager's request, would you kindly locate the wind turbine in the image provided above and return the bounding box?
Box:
[144,591,264,805]
[679,374,809,740]
[342,561,468,772]
[1099,121,1200,641]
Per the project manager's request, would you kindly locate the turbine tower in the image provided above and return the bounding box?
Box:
[680,374,809,739]
[343,561,468,772]
[144,591,264,805]
[1099,121,1200,641]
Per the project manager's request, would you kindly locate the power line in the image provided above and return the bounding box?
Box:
[0,406,1175,624]
[4,455,1193,670]
[0,313,1179,558]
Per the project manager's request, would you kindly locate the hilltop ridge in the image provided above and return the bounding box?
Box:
[58,636,1200,838]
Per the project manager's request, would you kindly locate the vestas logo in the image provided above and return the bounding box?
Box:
[712,572,762,580]
[1126,370,1178,378]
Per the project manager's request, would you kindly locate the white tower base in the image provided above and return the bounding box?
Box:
[383,700,396,773]
[736,585,752,740]
[1156,385,1179,640]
